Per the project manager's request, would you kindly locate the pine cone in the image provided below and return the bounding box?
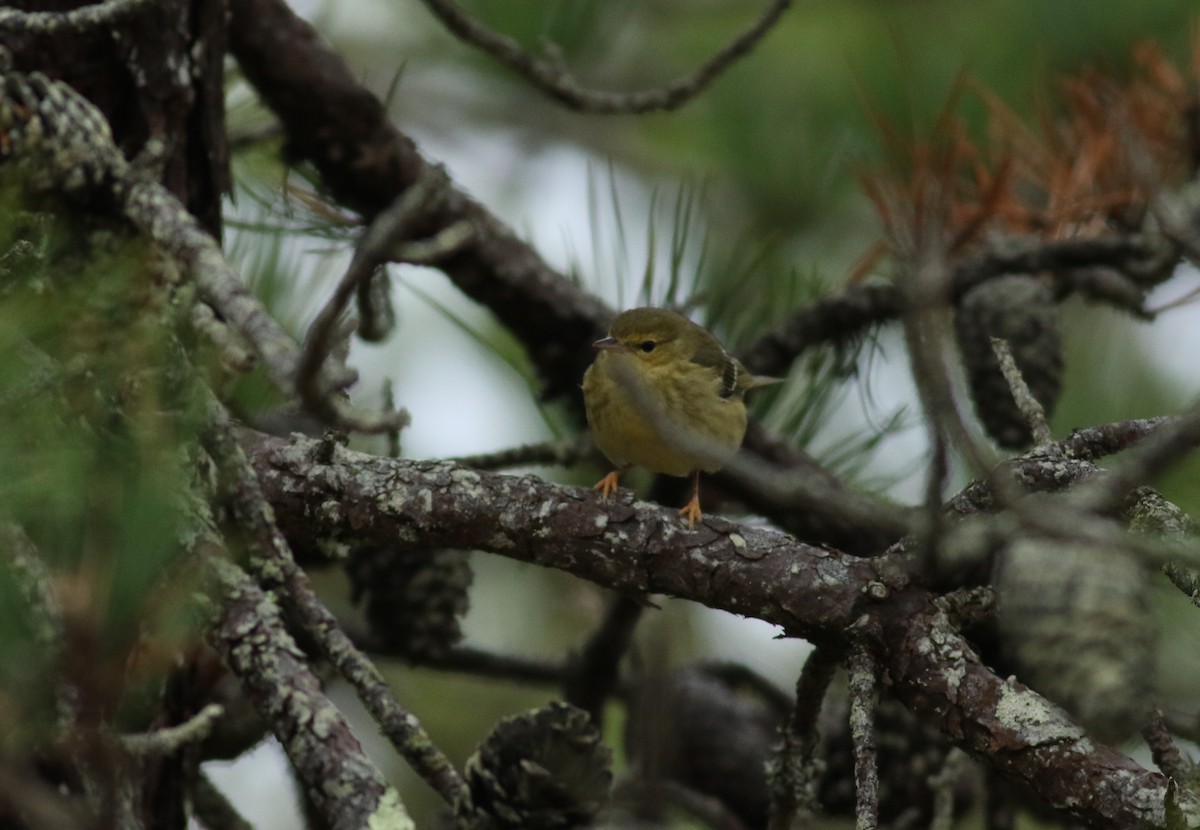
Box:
[993,535,1154,742]
[347,547,472,659]
[458,701,612,830]
[955,275,1062,449]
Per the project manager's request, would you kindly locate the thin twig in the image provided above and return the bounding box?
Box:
[278,560,467,804]
[767,646,839,830]
[1068,401,1200,515]
[125,172,325,395]
[718,445,914,555]
[896,243,1011,570]
[120,704,225,756]
[990,337,1053,447]
[228,0,615,407]
[296,164,452,433]
[739,234,1161,378]
[381,378,402,459]
[901,251,1001,481]
[417,0,792,114]
[847,643,879,830]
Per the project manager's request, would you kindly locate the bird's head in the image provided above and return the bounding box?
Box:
[592,307,700,369]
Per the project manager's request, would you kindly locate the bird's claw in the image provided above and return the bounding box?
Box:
[678,496,703,529]
[594,471,621,500]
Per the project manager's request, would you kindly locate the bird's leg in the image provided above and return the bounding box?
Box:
[678,470,703,528]
[594,470,622,499]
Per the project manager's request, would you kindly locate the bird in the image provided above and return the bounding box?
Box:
[582,307,778,528]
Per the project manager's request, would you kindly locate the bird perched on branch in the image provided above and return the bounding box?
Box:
[582,307,779,528]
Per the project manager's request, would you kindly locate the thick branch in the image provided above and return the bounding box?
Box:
[227,0,611,401]
[871,592,1181,829]
[243,428,1195,828]
[244,429,876,634]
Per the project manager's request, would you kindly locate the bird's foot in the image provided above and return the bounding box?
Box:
[594,471,621,500]
[678,495,703,529]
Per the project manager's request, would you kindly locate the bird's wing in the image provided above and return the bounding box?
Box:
[688,337,742,399]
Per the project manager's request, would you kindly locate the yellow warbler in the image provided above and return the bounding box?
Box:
[582,307,778,528]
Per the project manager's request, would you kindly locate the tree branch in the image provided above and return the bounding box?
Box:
[227,0,612,402]
[847,644,879,830]
[296,164,450,433]
[416,0,792,114]
[203,552,411,830]
[0,0,160,36]
[739,234,1167,379]
[767,647,839,830]
[242,427,1197,828]
[205,408,467,805]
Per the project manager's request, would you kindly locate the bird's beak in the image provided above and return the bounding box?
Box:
[592,336,624,351]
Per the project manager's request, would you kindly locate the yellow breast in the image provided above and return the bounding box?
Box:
[583,351,747,477]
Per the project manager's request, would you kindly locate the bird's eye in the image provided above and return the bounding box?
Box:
[640,340,656,353]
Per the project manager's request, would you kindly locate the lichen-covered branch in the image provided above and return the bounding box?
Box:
[871,592,1189,829]
[204,411,467,805]
[241,427,1199,829]
[990,337,1052,447]
[203,553,411,830]
[1071,400,1200,515]
[120,704,225,756]
[243,428,879,635]
[847,644,880,830]
[0,0,160,34]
